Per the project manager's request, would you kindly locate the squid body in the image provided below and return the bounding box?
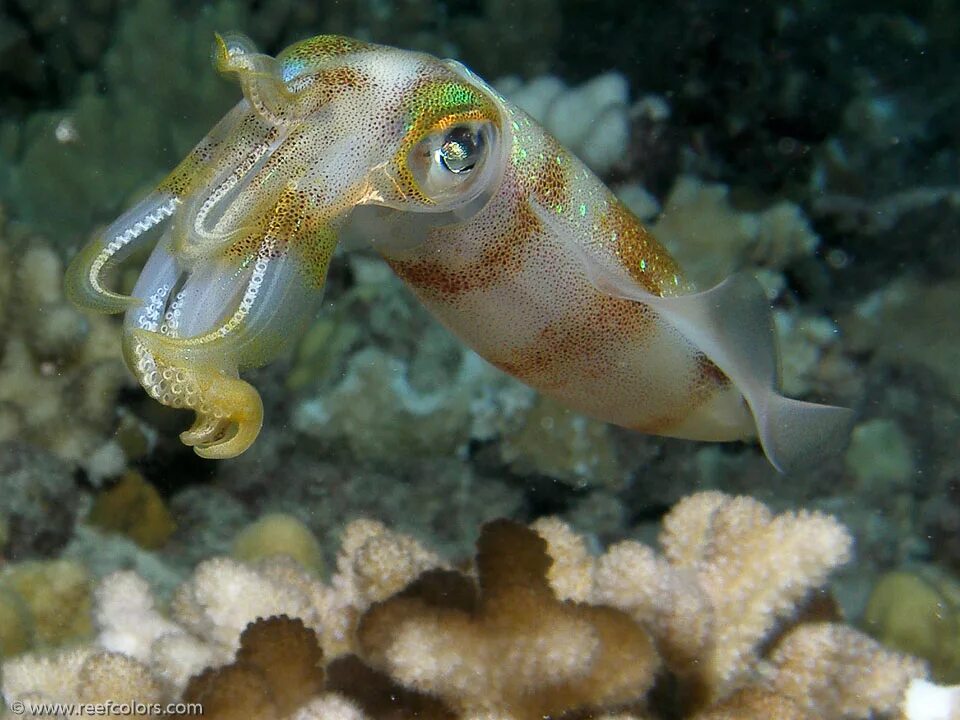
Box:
[65,33,852,471]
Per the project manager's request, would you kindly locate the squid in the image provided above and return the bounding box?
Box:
[65,32,851,470]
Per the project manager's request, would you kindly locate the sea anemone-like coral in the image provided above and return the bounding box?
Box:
[1,492,929,719]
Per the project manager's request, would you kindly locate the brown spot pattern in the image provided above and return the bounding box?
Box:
[491,292,656,391]
[387,196,544,299]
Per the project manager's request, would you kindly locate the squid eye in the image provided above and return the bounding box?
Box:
[405,119,498,206]
[437,126,483,174]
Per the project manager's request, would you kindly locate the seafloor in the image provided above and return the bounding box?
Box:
[0,0,958,717]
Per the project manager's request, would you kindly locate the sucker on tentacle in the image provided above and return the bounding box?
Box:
[65,193,179,314]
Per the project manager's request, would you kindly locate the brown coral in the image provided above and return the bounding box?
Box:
[357,519,659,720]
[181,615,325,718]
[2,492,930,720]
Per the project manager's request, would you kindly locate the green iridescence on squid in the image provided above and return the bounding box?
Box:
[65,32,851,470]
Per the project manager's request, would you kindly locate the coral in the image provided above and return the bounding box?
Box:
[650,175,819,288]
[0,557,93,659]
[0,227,129,466]
[592,491,861,707]
[0,442,79,560]
[1,493,929,719]
[865,566,960,682]
[843,277,960,403]
[183,616,325,718]
[62,525,186,605]
[289,251,626,492]
[87,471,177,550]
[1,647,167,711]
[498,395,625,487]
[0,586,31,658]
[0,559,92,653]
[358,520,659,719]
[773,310,854,401]
[93,570,182,664]
[232,513,325,575]
[769,622,927,719]
[294,347,478,467]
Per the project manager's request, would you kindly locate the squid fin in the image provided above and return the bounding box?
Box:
[555,208,853,473]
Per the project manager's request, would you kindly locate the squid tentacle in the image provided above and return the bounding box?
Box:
[214,32,299,127]
[125,189,333,459]
[170,126,289,264]
[65,192,179,314]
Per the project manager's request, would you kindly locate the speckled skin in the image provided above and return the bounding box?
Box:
[65,33,848,466]
[383,111,751,441]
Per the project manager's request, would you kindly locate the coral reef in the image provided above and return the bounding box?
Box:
[0,442,79,560]
[0,10,955,720]
[1,492,927,719]
[649,175,820,287]
[0,557,91,658]
[0,215,129,467]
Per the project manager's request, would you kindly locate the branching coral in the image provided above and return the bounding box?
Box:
[358,520,659,719]
[1,493,929,720]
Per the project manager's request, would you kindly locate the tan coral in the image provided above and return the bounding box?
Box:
[0,558,92,657]
[232,513,325,574]
[334,519,444,605]
[690,688,813,720]
[0,231,129,466]
[170,556,325,653]
[670,495,853,696]
[594,537,714,677]
[323,519,444,656]
[290,695,370,720]
[182,615,325,718]
[768,622,927,719]
[1,493,931,720]
[2,647,167,712]
[529,515,595,602]
[357,519,659,719]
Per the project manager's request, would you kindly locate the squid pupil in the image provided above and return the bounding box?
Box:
[439,126,481,174]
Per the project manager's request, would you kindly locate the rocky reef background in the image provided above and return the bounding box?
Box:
[0,0,959,703]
